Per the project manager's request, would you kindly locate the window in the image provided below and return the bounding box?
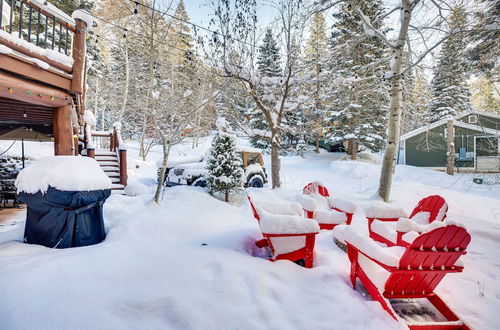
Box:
[468,115,477,124]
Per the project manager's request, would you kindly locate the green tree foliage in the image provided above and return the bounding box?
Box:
[325,0,389,153]
[250,28,282,149]
[469,0,500,80]
[206,118,244,202]
[429,5,471,122]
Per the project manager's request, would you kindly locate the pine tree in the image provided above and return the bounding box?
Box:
[302,12,329,152]
[257,29,282,77]
[429,5,471,122]
[401,67,432,133]
[469,0,500,80]
[206,118,244,202]
[170,0,195,65]
[325,1,389,158]
[250,28,282,149]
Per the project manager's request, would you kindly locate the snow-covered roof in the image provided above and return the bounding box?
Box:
[400,115,500,141]
[455,110,500,121]
[15,156,112,194]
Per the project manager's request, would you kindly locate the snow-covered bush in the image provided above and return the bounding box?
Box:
[296,139,306,158]
[124,182,148,197]
[206,118,244,202]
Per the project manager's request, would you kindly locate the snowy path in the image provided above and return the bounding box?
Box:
[0,145,499,329]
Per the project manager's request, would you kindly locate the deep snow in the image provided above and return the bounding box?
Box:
[0,139,499,329]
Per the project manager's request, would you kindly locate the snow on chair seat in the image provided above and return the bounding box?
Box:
[256,206,319,268]
[246,192,303,222]
[301,182,355,229]
[344,224,471,329]
[366,195,448,247]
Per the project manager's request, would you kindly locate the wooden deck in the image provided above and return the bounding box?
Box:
[0,206,26,244]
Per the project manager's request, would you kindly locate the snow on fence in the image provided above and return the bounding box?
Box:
[0,0,76,66]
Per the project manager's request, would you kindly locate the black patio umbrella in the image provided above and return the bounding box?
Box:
[0,127,53,168]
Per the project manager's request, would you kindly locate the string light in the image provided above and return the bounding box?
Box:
[1,85,66,102]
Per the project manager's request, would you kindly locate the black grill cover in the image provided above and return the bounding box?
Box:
[18,187,111,248]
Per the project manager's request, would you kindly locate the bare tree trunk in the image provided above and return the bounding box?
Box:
[225,188,229,202]
[315,138,320,153]
[348,139,357,160]
[446,119,455,175]
[378,2,412,202]
[271,130,281,188]
[154,134,170,204]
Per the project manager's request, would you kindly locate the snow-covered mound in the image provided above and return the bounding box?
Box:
[15,156,112,194]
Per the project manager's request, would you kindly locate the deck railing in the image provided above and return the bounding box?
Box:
[0,0,75,56]
[87,124,128,186]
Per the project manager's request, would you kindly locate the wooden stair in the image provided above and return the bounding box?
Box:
[95,150,125,191]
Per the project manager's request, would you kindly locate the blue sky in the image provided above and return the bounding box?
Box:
[181,0,276,31]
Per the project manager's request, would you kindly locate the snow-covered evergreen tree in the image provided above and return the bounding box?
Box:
[250,28,282,149]
[325,1,389,157]
[401,67,432,134]
[257,29,282,76]
[429,5,471,122]
[206,118,244,202]
[302,11,329,152]
[469,0,500,80]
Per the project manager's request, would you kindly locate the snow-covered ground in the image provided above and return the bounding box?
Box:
[0,138,499,329]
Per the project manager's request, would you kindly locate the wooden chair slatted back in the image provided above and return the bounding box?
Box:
[384,226,471,295]
[303,182,330,197]
[246,193,260,221]
[409,195,448,223]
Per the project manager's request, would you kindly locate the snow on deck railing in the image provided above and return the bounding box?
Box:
[0,0,75,59]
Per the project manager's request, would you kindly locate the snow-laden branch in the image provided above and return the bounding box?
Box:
[348,1,396,49]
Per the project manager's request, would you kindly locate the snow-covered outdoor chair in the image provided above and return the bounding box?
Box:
[367,195,448,247]
[299,182,355,229]
[256,206,320,268]
[344,223,471,329]
[246,193,303,222]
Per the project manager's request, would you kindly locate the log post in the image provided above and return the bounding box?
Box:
[87,148,95,158]
[73,135,79,155]
[119,149,127,186]
[110,132,115,152]
[446,119,455,175]
[71,19,87,93]
[54,104,73,155]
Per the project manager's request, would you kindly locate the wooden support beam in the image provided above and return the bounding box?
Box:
[53,104,73,155]
[71,20,87,93]
[119,149,127,186]
[0,54,73,93]
[0,70,72,107]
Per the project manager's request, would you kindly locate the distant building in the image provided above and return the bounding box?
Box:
[398,111,500,172]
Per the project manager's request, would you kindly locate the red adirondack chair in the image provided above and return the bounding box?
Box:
[246,193,319,268]
[256,206,319,268]
[345,225,471,329]
[301,182,355,228]
[367,195,448,247]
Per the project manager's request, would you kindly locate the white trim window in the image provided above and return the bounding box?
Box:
[468,115,477,124]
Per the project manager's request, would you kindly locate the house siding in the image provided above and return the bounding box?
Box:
[458,114,500,131]
[404,125,492,167]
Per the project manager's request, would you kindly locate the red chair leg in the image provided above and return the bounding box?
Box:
[357,266,398,321]
[255,238,269,248]
[304,234,315,268]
